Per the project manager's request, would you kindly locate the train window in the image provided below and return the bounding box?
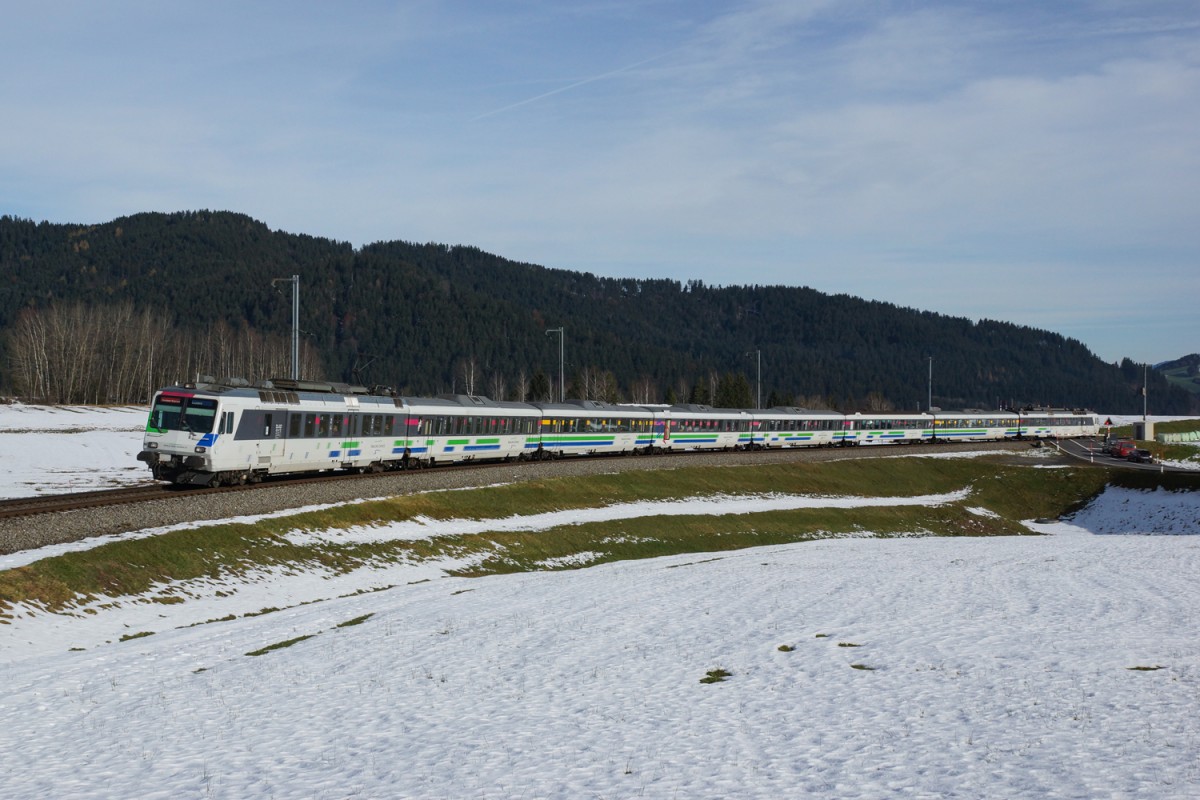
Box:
[331,415,343,437]
[304,414,316,437]
[289,414,301,438]
[317,415,330,438]
[384,416,395,436]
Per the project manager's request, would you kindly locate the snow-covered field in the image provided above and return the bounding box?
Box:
[1,406,1199,798]
[0,403,150,498]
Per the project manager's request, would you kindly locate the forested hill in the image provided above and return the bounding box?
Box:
[0,211,1192,414]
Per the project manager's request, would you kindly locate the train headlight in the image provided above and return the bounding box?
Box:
[147,442,158,449]
[194,446,207,454]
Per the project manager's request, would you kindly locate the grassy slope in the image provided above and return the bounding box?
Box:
[0,457,1113,616]
[1160,366,1200,395]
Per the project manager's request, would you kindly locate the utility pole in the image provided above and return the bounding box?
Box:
[546,327,564,402]
[927,356,933,412]
[746,349,761,409]
[1143,363,1148,420]
[272,275,300,380]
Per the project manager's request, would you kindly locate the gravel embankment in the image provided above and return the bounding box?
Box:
[0,441,1042,556]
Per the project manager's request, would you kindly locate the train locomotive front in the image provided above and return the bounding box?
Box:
[138,388,241,486]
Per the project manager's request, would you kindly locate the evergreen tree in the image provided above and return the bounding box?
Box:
[529,369,551,403]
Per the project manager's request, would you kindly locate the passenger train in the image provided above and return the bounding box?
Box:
[137,377,1101,487]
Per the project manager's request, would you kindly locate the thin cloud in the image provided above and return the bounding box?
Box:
[471,49,678,121]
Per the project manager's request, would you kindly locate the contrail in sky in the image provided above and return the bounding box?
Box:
[471,50,676,121]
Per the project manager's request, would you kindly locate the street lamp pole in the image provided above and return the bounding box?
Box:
[272,275,300,380]
[546,327,564,402]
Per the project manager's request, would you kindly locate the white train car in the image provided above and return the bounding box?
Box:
[1016,408,1101,439]
[140,378,407,485]
[650,404,754,453]
[402,395,541,466]
[749,407,845,449]
[533,400,655,457]
[843,413,935,445]
[930,411,1019,443]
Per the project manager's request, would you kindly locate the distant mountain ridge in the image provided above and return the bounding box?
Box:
[0,210,1194,414]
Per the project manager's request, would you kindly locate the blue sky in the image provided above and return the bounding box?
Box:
[2,1,1197,364]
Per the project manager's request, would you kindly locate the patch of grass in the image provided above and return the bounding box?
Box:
[447,501,1027,578]
[814,633,830,638]
[336,613,374,628]
[850,663,876,671]
[1126,665,1163,671]
[245,634,315,657]
[837,642,862,648]
[119,630,154,641]
[700,668,732,684]
[777,644,795,652]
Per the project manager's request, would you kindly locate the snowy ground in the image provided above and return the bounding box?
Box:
[0,403,151,498]
[1,406,1199,798]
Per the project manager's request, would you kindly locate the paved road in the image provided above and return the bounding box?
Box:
[1053,437,1192,474]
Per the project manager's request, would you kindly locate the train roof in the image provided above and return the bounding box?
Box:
[536,400,654,416]
[401,394,539,413]
[659,404,752,416]
[759,406,843,417]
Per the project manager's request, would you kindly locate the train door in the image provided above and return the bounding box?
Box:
[255,411,286,467]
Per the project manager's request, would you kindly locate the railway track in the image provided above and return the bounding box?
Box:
[0,484,192,520]
[0,459,518,521]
